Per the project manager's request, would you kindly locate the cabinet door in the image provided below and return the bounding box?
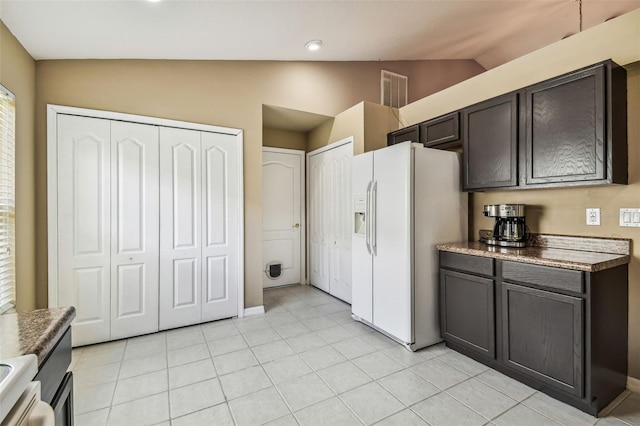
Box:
[387,125,419,146]
[502,282,584,397]
[524,64,605,185]
[463,93,518,191]
[51,372,74,426]
[420,112,460,147]
[201,132,239,321]
[440,269,495,358]
[110,121,160,339]
[57,115,112,346]
[159,127,202,330]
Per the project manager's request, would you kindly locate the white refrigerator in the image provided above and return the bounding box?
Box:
[351,142,467,351]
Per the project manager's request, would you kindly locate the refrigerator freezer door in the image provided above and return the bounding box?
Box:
[351,152,373,323]
[372,142,413,343]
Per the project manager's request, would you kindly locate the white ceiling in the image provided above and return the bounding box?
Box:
[1,1,639,69]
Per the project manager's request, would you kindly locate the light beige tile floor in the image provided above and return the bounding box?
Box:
[71,284,640,426]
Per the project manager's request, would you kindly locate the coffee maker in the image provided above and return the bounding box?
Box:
[480,204,529,248]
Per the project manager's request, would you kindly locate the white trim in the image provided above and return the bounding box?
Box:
[243,305,265,317]
[47,104,245,320]
[236,131,245,318]
[46,104,242,135]
[305,136,354,288]
[628,376,640,393]
[262,147,306,287]
[306,136,354,158]
[47,106,59,308]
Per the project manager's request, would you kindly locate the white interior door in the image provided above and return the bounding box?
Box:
[110,121,159,340]
[159,127,202,330]
[261,148,303,288]
[327,143,352,303]
[308,152,329,292]
[201,132,239,321]
[57,114,112,346]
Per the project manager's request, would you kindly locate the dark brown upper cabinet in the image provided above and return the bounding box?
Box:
[463,92,519,191]
[387,124,419,146]
[522,60,627,187]
[419,111,460,148]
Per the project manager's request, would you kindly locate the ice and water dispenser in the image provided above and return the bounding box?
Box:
[354,194,367,235]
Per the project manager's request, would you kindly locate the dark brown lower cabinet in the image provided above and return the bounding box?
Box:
[34,326,74,426]
[52,372,74,426]
[502,283,583,397]
[440,270,495,358]
[439,252,628,416]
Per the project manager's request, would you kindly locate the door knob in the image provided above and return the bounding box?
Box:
[293,223,300,228]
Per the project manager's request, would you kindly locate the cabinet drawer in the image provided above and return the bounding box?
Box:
[502,261,584,293]
[420,112,460,147]
[440,252,494,276]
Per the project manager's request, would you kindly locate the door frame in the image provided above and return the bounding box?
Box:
[46,104,246,317]
[261,146,306,286]
[306,136,354,288]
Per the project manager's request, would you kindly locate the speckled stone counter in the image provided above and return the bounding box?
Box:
[0,307,75,365]
[437,233,631,272]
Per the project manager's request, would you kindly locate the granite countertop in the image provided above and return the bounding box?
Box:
[0,307,75,365]
[437,234,631,272]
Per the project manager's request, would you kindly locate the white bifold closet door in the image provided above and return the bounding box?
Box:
[57,115,159,345]
[308,141,352,303]
[159,127,239,330]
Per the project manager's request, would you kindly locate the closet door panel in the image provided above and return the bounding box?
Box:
[201,132,239,321]
[327,143,352,303]
[308,153,329,292]
[110,121,159,339]
[160,127,202,330]
[57,114,111,346]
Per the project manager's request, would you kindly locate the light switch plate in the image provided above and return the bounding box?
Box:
[586,208,601,226]
[619,208,640,227]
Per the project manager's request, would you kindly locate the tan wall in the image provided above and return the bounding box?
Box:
[399,10,640,379]
[306,102,398,155]
[34,58,482,310]
[307,103,364,153]
[377,60,486,104]
[363,103,399,152]
[0,22,36,312]
[262,127,306,151]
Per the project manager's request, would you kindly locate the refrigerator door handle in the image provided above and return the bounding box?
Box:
[372,180,377,255]
[365,180,372,255]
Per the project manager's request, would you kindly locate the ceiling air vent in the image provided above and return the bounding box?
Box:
[381,70,408,108]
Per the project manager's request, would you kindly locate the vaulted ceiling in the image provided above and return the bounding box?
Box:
[2,1,640,70]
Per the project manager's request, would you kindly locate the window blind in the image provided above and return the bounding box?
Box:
[0,84,16,314]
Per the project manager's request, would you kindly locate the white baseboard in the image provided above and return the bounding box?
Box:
[628,376,640,394]
[244,305,265,317]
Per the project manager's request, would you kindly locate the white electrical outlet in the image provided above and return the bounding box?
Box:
[586,208,601,226]
[619,208,640,227]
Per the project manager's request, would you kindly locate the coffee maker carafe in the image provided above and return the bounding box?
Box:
[480,204,529,248]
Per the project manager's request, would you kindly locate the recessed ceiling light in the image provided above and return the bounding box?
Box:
[147,0,162,3]
[305,40,323,51]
